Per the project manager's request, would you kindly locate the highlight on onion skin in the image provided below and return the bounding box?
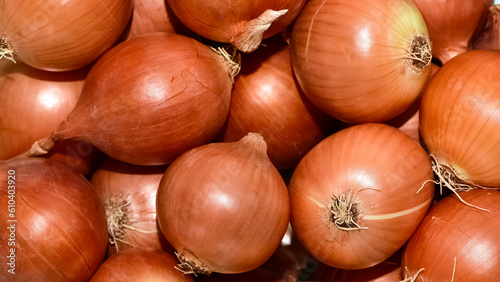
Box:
[90,248,194,282]
[0,0,133,71]
[290,0,432,124]
[419,50,500,189]
[156,133,290,275]
[289,123,435,270]
[473,5,500,51]
[401,189,500,281]
[0,158,108,281]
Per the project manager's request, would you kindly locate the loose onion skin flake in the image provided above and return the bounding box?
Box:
[0,158,108,281]
[0,0,132,71]
[290,0,432,124]
[289,123,434,270]
[419,50,500,189]
[402,189,500,281]
[156,133,290,275]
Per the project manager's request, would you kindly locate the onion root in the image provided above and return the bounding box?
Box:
[174,252,211,277]
[401,267,425,282]
[405,34,432,74]
[210,46,241,83]
[0,35,16,63]
[327,189,378,231]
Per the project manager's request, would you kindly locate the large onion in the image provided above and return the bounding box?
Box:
[289,123,434,270]
[290,0,432,124]
[0,0,132,71]
[0,158,108,281]
[156,133,290,275]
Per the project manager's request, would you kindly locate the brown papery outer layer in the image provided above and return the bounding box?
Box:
[402,189,500,280]
[419,50,500,187]
[53,33,233,166]
[473,5,500,51]
[289,123,434,270]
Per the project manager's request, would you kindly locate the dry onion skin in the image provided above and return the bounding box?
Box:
[419,50,500,190]
[0,0,132,71]
[156,133,290,275]
[473,5,500,51]
[0,158,108,281]
[166,0,307,52]
[290,0,432,124]
[289,123,434,270]
[401,189,500,281]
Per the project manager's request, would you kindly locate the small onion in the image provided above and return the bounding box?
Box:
[0,158,108,281]
[156,133,290,275]
[90,157,172,258]
[401,189,500,281]
[290,0,432,124]
[473,5,500,50]
[0,0,132,71]
[90,248,193,282]
[289,123,435,270]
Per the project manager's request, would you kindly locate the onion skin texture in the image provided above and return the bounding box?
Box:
[290,0,432,124]
[216,36,336,170]
[52,33,233,166]
[43,140,102,177]
[473,5,500,50]
[90,248,193,282]
[419,50,500,187]
[0,158,108,281]
[0,0,132,71]
[412,0,493,64]
[90,157,172,258]
[402,189,500,281]
[156,133,290,275]
[289,123,435,270]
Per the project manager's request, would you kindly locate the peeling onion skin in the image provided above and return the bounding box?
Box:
[290,0,432,124]
[289,123,434,270]
[90,248,194,282]
[0,158,108,281]
[156,133,290,275]
[419,50,500,188]
[402,189,500,281]
[0,0,133,71]
[52,33,233,166]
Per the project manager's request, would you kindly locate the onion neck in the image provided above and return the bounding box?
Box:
[0,35,15,63]
[239,132,267,154]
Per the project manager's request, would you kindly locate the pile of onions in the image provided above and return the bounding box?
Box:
[419,50,500,193]
[216,36,336,170]
[402,189,500,280]
[0,0,132,71]
[473,5,500,50]
[412,0,493,65]
[0,158,108,281]
[156,133,290,275]
[166,0,307,52]
[90,157,171,257]
[90,249,193,281]
[20,33,234,166]
[289,123,435,270]
[290,0,432,124]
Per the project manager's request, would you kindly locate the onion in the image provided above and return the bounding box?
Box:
[43,140,102,177]
[0,0,132,71]
[419,50,500,193]
[290,0,432,124]
[0,158,108,281]
[473,5,500,50]
[90,157,172,258]
[401,189,500,281]
[289,123,435,270]
[156,133,290,275]
[412,0,493,64]
[20,33,234,166]
[90,248,194,281]
[216,36,336,170]
[166,0,307,52]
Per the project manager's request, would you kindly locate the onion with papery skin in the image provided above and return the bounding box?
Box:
[216,36,336,170]
[289,123,434,270]
[290,0,432,124]
[166,0,307,52]
[412,0,493,64]
[419,50,500,191]
[90,157,171,258]
[156,133,290,275]
[401,189,500,281]
[0,0,132,71]
[0,158,108,281]
[90,248,194,282]
[42,140,102,177]
[473,5,500,50]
